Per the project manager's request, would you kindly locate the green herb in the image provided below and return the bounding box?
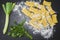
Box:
[2,2,15,34]
[8,19,33,40]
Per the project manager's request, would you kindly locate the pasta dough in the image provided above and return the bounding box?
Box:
[21,0,58,30]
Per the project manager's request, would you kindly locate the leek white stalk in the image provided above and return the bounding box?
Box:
[2,2,15,34]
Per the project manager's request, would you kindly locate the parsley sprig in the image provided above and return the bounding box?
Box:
[8,19,32,40]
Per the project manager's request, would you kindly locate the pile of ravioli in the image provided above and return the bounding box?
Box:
[21,0,58,30]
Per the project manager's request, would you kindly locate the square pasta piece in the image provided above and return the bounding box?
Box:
[25,1,41,9]
[43,0,51,6]
[38,20,43,24]
[31,14,41,20]
[52,14,58,23]
[21,8,33,18]
[42,18,48,27]
[39,10,42,14]
[29,7,40,14]
[45,11,50,17]
[29,20,40,30]
[46,16,55,27]
[34,3,41,9]
[46,6,55,15]
[25,1,35,7]
[40,5,47,14]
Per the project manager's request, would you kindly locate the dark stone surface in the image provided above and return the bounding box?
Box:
[0,0,60,40]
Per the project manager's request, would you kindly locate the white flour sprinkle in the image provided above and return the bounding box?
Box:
[13,2,54,39]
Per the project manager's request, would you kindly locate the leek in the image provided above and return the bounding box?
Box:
[2,2,15,34]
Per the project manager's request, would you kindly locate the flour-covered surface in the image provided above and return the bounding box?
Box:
[0,0,60,40]
[12,1,58,39]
